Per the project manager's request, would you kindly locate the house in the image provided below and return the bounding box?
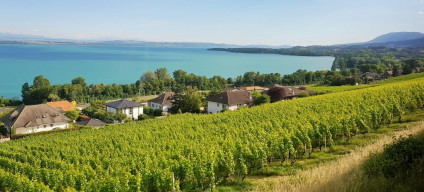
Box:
[76,103,90,111]
[147,92,175,112]
[47,100,75,112]
[0,104,71,135]
[105,99,143,120]
[222,86,239,92]
[382,71,393,78]
[269,84,315,100]
[76,118,106,127]
[359,72,381,80]
[239,86,267,92]
[206,91,253,113]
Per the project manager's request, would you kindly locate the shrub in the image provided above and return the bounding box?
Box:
[65,109,80,121]
[298,92,309,98]
[153,109,163,116]
[138,114,149,121]
[143,107,154,115]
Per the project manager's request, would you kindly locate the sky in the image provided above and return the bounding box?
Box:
[0,0,424,46]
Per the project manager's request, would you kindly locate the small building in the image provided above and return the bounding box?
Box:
[269,84,315,101]
[0,104,71,135]
[147,92,175,112]
[76,103,90,111]
[382,71,393,78]
[47,100,75,112]
[76,118,106,127]
[222,87,239,92]
[239,86,267,92]
[206,91,253,113]
[358,72,381,81]
[105,99,143,120]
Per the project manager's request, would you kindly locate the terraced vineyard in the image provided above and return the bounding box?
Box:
[0,77,424,191]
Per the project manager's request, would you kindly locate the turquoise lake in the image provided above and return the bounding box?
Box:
[0,44,334,98]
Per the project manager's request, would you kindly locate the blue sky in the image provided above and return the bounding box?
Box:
[1,0,423,46]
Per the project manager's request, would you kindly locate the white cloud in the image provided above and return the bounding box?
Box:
[418,11,424,15]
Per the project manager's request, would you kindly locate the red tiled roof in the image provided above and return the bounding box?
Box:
[47,101,75,112]
[239,86,266,91]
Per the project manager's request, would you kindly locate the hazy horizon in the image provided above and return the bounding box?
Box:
[1,0,424,46]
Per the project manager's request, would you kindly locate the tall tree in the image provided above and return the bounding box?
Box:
[155,68,171,81]
[71,77,87,87]
[33,75,50,89]
[140,71,158,82]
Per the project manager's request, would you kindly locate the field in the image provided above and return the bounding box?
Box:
[0,75,423,191]
[309,72,424,94]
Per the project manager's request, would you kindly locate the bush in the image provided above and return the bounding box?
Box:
[253,94,270,105]
[113,113,127,123]
[153,109,163,116]
[363,134,424,178]
[138,114,149,121]
[143,107,154,115]
[298,92,309,98]
[65,109,80,121]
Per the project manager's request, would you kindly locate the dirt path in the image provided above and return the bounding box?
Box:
[250,121,424,192]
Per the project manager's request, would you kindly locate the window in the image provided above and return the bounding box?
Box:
[223,104,226,109]
[129,108,133,114]
[50,124,53,127]
[44,125,47,128]
[217,103,220,107]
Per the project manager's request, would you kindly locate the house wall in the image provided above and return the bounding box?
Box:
[207,101,248,113]
[15,122,68,135]
[149,102,171,112]
[207,101,227,113]
[107,106,143,120]
[122,106,143,120]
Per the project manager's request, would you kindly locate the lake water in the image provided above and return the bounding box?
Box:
[0,44,334,98]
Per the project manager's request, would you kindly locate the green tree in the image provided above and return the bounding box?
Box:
[170,87,202,113]
[71,77,87,87]
[140,71,158,82]
[33,75,50,89]
[114,113,127,123]
[65,109,80,121]
[253,94,270,105]
[155,68,171,81]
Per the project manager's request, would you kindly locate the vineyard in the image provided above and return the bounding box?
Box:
[309,72,424,93]
[0,78,424,191]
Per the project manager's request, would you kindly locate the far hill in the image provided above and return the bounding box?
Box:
[367,32,424,44]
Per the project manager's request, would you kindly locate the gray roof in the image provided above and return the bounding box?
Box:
[207,91,253,105]
[105,99,142,109]
[0,104,71,128]
[76,118,106,127]
[148,92,175,105]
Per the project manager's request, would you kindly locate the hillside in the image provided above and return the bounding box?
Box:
[0,75,423,191]
[367,32,424,44]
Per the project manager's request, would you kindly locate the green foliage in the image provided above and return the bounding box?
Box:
[0,77,422,191]
[143,106,154,115]
[153,109,163,116]
[0,96,21,107]
[170,87,202,114]
[138,114,149,121]
[64,109,80,121]
[113,113,127,123]
[363,133,424,178]
[253,94,270,105]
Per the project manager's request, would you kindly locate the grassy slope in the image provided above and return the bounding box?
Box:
[218,110,424,191]
[309,73,424,94]
[0,73,423,191]
[217,73,424,191]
